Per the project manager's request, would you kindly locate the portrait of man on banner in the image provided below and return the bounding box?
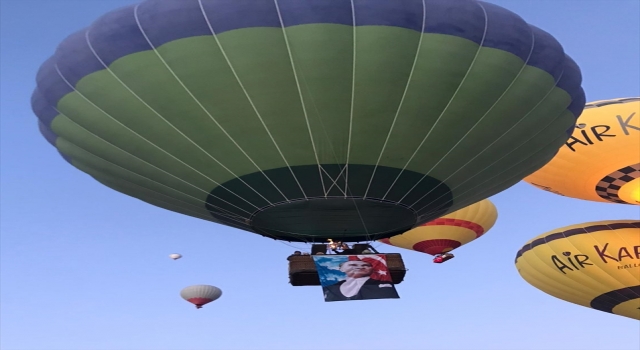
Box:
[312,254,400,302]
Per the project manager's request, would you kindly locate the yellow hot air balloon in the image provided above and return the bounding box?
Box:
[515,220,640,320]
[524,98,640,205]
[378,199,497,259]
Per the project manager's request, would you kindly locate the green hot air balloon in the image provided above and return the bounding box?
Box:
[33,0,585,243]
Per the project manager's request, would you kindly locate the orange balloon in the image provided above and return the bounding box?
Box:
[524,98,639,205]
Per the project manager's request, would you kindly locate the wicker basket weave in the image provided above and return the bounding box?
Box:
[287,253,406,286]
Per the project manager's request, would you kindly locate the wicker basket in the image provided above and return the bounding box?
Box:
[287,253,407,286]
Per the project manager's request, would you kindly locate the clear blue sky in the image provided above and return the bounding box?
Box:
[1,1,639,350]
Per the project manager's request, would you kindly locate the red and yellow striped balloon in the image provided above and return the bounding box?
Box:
[378,199,497,255]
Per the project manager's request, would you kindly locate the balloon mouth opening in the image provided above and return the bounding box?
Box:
[187,297,213,309]
[412,239,462,255]
[249,197,420,242]
[205,165,453,242]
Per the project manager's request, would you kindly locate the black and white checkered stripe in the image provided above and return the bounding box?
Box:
[595,163,640,204]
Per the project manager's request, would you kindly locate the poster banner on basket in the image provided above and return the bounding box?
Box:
[312,254,400,302]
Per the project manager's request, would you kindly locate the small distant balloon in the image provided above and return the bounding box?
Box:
[169,253,182,260]
[180,285,222,309]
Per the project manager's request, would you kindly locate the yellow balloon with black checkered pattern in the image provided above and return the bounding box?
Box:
[515,220,640,320]
[524,98,639,205]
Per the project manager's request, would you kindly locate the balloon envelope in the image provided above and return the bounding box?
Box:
[180,285,222,309]
[515,220,640,320]
[169,253,182,260]
[525,98,640,205]
[33,0,584,242]
[378,199,497,255]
